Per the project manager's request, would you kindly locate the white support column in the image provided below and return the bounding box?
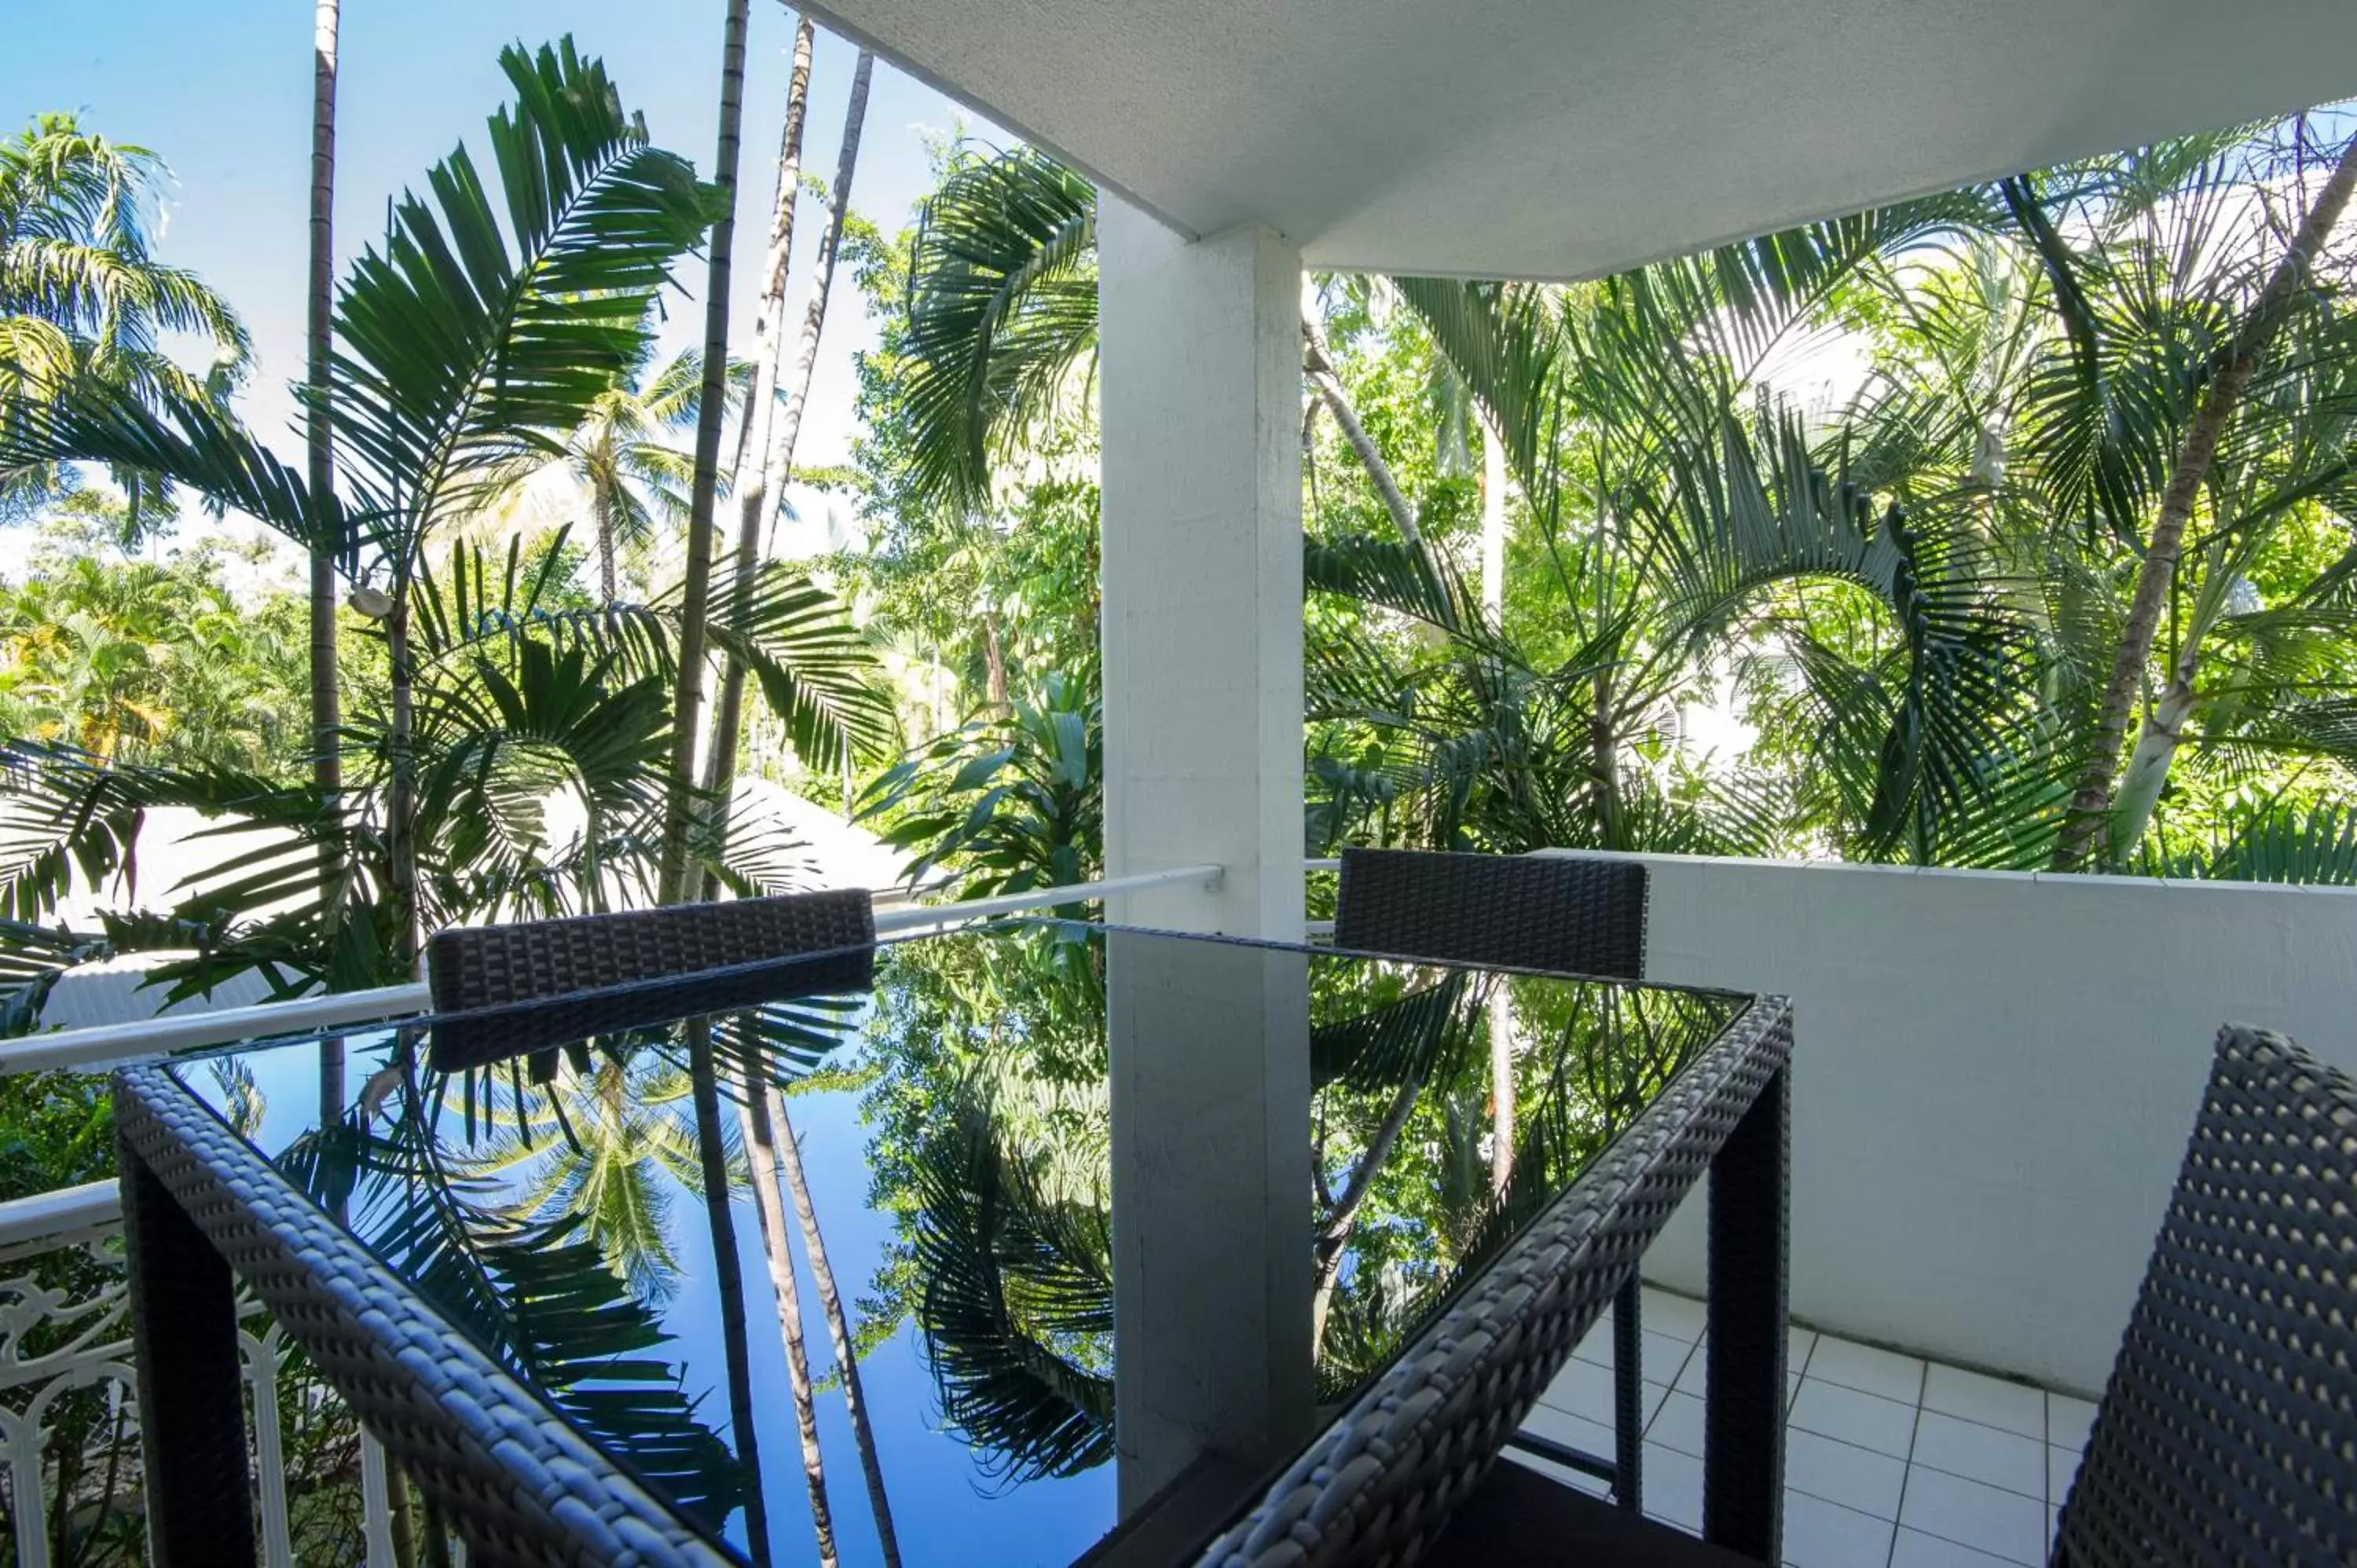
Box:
[1098,194,1304,942]
[1098,195,1312,1511]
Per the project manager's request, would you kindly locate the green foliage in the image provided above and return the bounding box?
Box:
[0,111,250,530]
[858,674,1099,900]
[0,540,313,775]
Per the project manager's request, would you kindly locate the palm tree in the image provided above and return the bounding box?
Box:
[2039,129,2357,865]
[660,0,754,907]
[2,41,724,965]
[490,346,718,603]
[303,0,353,1201]
[0,113,249,526]
[704,44,878,872]
[895,147,1419,538]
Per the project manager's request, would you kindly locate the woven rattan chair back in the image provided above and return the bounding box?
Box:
[425,888,876,1067]
[2052,1024,2357,1564]
[1333,848,1648,980]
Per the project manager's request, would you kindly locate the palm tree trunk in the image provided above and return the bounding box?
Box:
[689,1020,776,1565]
[1310,1072,1421,1355]
[306,0,345,1115]
[659,0,753,906]
[1301,311,1419,547]
[735,1057,839,1567]
[1479,408,1506,623]
[771,1088,900,1567]
[596,470,621,603]
[385,579,419,963]
[698,14,816,868]
[705,44,876,885]
[2055,134,2357,870]
[759,49,874,548]
[1486,985,1514,1200]
[981,612,1010,712]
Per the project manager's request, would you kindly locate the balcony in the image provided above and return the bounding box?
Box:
[1,855,2343,1564]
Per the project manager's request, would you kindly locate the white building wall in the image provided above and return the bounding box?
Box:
[1545,852,2357,1395]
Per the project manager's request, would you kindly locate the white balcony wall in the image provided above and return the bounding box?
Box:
[1547,852,2357,1396]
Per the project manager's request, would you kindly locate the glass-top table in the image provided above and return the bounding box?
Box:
[108,918,1791,1566]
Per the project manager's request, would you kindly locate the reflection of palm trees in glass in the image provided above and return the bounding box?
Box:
[471,1054,705,1302]
[723,995,901,1566]
[280,1048,750,1535]
[773,1091,903,1566]
[737,1061,841,1567]
[905,1083,1115,1484]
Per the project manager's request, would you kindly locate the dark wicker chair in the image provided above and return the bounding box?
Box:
[2051,1024,2357,1565]
[1332,848,1648,980]
[425,888,877,1068]
[1332,849,1669,1527]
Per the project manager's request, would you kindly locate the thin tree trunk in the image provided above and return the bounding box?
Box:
[980,612,1010,712]
[596,470,621,603]
[1486,986,1514,1199]
[760,50,873,537]
[705,45,875,888]
[1310,1072,1421,1355]
[307,0,345,1113]
[1479,408,1506,623]
[2055,135,2357,869]
[772,1089,900,1566]
[385,581,419,964]
[736,1057,839,1567]
[698,13,815,871]
[690,1020,775,1565]
[1301,312,1419,547]
[660,0,753,906]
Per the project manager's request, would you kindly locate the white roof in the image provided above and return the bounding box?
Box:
[37,951,275,1031]
[805,0,2357,280]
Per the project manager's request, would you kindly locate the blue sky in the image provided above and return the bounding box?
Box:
[2,0,1001,577]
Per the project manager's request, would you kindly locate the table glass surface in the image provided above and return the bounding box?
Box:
[167,919,1751,1566]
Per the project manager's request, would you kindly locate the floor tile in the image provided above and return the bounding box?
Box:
[1783,1488,1897,1567]
[2047,1445,2078,1504]
[1791,1376,1920,1457]
[1640,1284,1709,1343]
[1497,1447,1610,1499]
[1641,1328,1703,1386]
[1681,1324,1816,1395]
[1890,1526,2018,1566]
[1640,1441,1703,1533]
[2046,1393,2098,1452]
[1808,1335,1928,1405]
[1573,1321,1695,1390]
[1535,1354,1672,1428]
[1921,1364,2044,1440]
[1786,1427,1907,1519]
[1570,1306,1616,1366]
[1518,1398,1615,1459]
[1910,1409,2044,1499]
[1898,1465,2048,1564]
[1647,1387,1705,1457]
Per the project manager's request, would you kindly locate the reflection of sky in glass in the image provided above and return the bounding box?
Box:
[178,928,1749,1566]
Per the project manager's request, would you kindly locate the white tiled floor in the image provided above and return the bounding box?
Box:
[1513,1286,2097,1567]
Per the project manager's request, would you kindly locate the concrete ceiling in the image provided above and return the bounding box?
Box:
[801,0,2357,281]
